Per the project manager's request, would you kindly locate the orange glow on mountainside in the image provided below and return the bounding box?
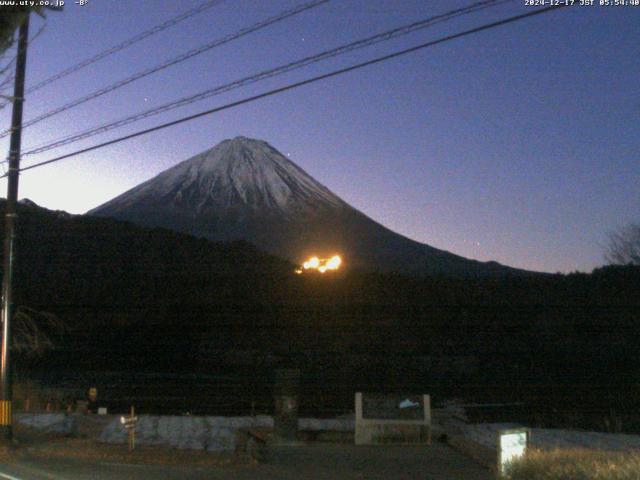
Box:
[295,255,342,274]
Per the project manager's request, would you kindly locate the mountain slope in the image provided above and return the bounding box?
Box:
[89,136,528,276]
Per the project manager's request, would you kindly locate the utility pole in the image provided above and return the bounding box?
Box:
[0,13,30,441]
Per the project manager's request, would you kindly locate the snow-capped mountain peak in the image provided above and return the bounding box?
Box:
[96,136,345,217]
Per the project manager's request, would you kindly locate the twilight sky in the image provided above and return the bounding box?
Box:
[0,0,638,274]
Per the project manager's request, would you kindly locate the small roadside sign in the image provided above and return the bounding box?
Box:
[120,406,138,451]
[498,428,530,476]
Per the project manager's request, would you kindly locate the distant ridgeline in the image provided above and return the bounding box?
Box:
[2,199,640,423]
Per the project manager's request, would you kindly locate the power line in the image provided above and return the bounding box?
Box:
[0,23,46,100]
[29,0,224,96]
[23,0,510,157]
[0,73,15,94]
[0,43,17,78]
[0,0,331,139]
[5,5,566,179]
[0,58,16,86]
[0,1,222,111]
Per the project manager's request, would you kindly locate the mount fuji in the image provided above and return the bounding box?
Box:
[89,136,526,276]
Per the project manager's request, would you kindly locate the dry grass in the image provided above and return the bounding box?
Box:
[503,449,640,480]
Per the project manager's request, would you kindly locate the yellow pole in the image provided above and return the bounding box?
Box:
[129,405,135,451]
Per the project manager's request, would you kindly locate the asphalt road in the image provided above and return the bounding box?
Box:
[0,443,493,480]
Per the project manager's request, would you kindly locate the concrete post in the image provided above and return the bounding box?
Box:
[273,368,300,443]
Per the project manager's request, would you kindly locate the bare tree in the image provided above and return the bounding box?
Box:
[1,8,36,54]
[605,224,640,266]
[0,6,60,55]
[13,306,66,356]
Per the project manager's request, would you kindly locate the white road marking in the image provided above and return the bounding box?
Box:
[1,463,68,480]
[0,471,23,480]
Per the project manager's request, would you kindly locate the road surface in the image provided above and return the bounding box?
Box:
[0,443,493,479]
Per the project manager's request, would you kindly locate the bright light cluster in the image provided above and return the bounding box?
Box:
[295,255,342,274]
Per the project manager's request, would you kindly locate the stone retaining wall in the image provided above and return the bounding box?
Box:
[13,412,363,452]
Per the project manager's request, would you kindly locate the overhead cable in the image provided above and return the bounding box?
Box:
[0,23,47,101]
[24,0,508,156]
[0,0,331,138]
[6,5,566,178]
[0,1,223,111]
[25,0,225,95]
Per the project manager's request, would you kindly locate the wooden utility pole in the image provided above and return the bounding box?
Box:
[0,13,29,441]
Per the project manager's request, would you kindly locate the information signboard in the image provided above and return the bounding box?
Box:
[362,394,425,420]
[498,428,530,475]
[355,392,431,445]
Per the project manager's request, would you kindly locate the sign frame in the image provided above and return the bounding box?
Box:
[497,427,530,476]
[355,392,431,445]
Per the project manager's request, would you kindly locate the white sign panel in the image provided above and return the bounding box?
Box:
[355,393,431,445]
[498,428,529,475]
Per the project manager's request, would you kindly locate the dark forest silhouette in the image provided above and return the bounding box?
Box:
[3,200,639,430]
